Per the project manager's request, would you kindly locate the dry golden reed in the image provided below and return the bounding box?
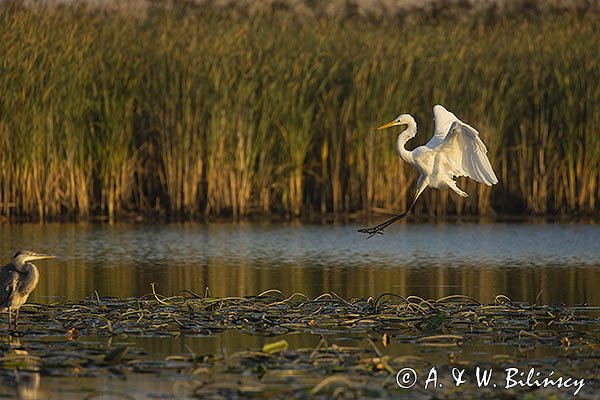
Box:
[0,4,599,220]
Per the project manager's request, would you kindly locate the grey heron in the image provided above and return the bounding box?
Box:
[0,250,55,331]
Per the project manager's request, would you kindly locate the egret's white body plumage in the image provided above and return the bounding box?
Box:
[360,104,498,237]
[393,104,497,199]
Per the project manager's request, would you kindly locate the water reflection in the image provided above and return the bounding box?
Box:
[0,338,41,400]
[0,222,599,305]
[11,371,40,400]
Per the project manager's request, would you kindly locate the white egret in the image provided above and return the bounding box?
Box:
[359,104,498,237]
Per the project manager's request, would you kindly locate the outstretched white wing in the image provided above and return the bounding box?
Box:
[425,104,459,149]
[436,121,498,186]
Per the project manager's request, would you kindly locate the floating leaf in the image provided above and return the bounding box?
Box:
[262,340,289,354]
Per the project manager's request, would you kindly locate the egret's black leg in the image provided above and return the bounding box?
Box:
[15,309,19,332]
[358,189,422,238]
[358,210,411,238]
[8,308,12,331]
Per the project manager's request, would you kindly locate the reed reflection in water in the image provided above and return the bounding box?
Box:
[0,222,598,305]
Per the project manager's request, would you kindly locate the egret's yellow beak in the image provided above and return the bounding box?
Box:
[375,120,401,131]
[31,253,55,261]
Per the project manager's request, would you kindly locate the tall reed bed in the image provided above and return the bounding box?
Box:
[0,4,599,220]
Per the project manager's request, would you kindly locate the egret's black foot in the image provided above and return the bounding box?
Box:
[357,226,386,239]
[358,211,411,239]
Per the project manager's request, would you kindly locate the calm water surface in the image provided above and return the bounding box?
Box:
[0,221,599,305]
[1,221,600,399]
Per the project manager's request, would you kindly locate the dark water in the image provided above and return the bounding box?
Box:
[1,222,599,305]
[1,222,599,399]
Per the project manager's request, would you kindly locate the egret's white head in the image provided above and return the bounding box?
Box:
[376,114,416,131]
[12,250,55,267]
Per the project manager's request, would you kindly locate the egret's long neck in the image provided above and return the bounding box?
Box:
[396,122,417,165]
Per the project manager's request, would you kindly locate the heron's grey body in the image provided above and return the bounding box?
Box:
[0,250,54,331]
[0,262,40,309]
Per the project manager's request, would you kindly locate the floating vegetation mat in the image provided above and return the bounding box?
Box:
[2,290,600,399]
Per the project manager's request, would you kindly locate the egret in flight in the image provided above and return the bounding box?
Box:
[0,250,55,331]
[359,105,498,237]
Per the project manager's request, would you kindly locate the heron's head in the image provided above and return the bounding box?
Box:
[12,250,55,267]
[376,114,416,131]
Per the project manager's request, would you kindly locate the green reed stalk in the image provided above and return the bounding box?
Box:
[0,5,599,220]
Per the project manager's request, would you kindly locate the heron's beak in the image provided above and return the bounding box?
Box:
[375,120,401,131]
[31,253,55,261]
